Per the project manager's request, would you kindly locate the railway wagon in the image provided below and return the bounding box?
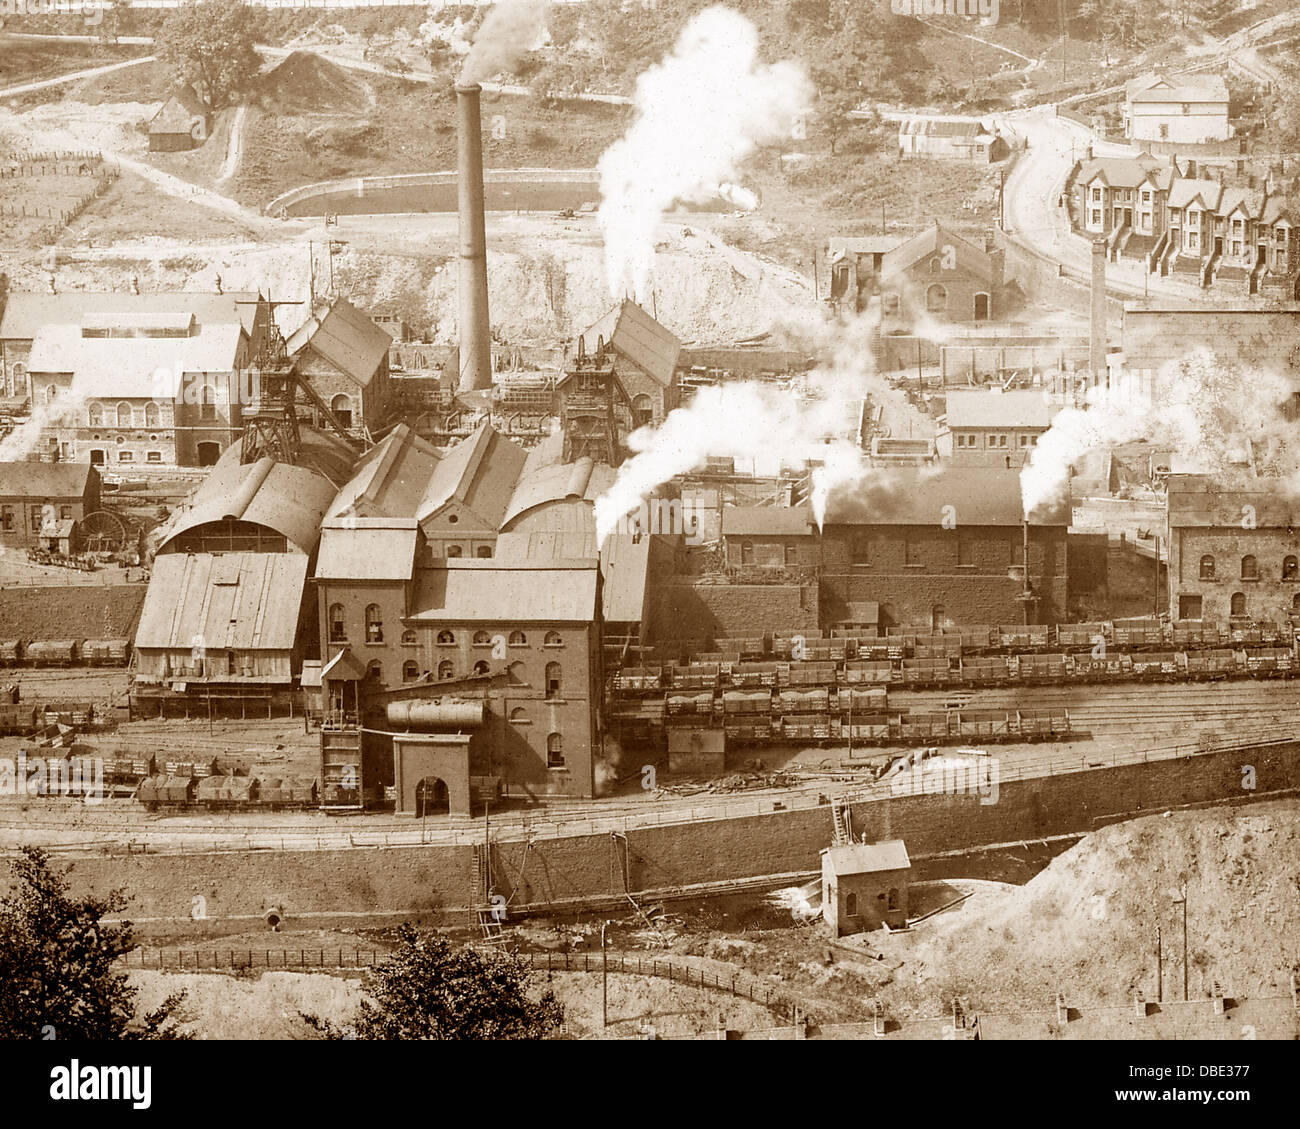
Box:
[713,637,767,660]
[666,691,715,717]
[845,715,892,743]
[913,634,963,660]
[894,712,950,741]
[0,704,39,736]
[959,655,1013,686]
[22,640,80,667]
[42,701,93,727]
[953,709,1014,741]
[613,666,663,693]
[843,660,893,684]
[136,775,196,808]
[782,661,838,687]
[106,754,154,783]
[1130,652,1183,679]
[1057,622,1109,650]
[0,641,22,667]
[901,657,953,687]
[729,662,783,688]
[1242,647,1294,675]
[1016,709,1070,739]
[954,626,997,652]
[772,633,827,660]
[1171,621,1227,649]
[1112,618,1164,649]
[196,774,257,809]
[998,625,1049,651]
[669,663,720,691]
[1069,653,1134,681]
[1184,648,1237,678]
[1014,653,1070,682]
[81,639,131,667]
[255,776,318,808]
[836,687,888,714]
[778,688,830,713]
[722,690,772,715]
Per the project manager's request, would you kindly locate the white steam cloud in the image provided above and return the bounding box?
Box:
[459,0,550,85]
[597,6,812,302]
[1021,349,1300,517]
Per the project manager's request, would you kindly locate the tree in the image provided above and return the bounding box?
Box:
[304,924,564,1040]
[0,848,188,1040]
[154,0,261,110]
[820,88,864,156]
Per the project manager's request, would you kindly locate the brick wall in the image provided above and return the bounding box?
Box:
[648,582,819,645]
[1170,525,1300,621]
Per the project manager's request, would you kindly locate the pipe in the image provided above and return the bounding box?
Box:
[456,83,493,394]
[386,700,485,729]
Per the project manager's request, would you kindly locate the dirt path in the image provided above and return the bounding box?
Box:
[0,53,155,100]
[216,103,248,187]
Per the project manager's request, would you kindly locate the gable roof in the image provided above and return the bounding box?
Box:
[1166,474,1300,528]
[0,461,94,499]
[149,85,208,135]
[316,520,419,581]
[417,422,528,529]
[0,291,259,342]
[1076,155,1174,191]
[881,223,993,284]
[578,300,681,388]
[325,423,441,521]
[823,840,911,875]
[286,298,391,387]
[1167,178,1223,211]
[409,558,599,623]
[1125,71,1228,104]
[721,504,817,537]
[822,465,1069,527]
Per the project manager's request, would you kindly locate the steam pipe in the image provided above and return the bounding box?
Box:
[456,83,493,393]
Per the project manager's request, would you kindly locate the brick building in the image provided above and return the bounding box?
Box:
[1166,474,1300,623]
[821,840,911,936]
[820,466,1070,629]
[285,298,393,439]
[0,461,100,551]
[946,388,1062,467]
[720,504,818,570]
[574,299,681,429]
[1123,71,1231,145]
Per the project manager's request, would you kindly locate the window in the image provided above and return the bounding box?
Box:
[544,631,562,647]
[1179,594,1202,619]
[1293,593,1300,612]
[929,257,941,274]
[365,604,383,644]
[147,451,162,463]
[29,507,42,533]
[402,660,420,682]
[987,433,999,448]
[851,532,873,566]
[0,506,12,531]
[546,733,565,769]
[1091,210,1101,226]
[905,540,922,566]
[1199,554,1215,580]
[887,888,899,911]
[366,661,382,682]
[784,543,797,566]
[473,660,490,676]
[957,538,973,567]
[436,630,456,645]
[145,401,161,427]
[331,393,352,429]
[630,393,654,428]
[1241,555,1258,580]
[881,293,900,315]
[509,631,526,646]
[87,402,103,427]
[845,892,857,916]
[1092,187,1101,202]
[473,630,491,646]
[1230,592,1246,617]
[1283,556,1298,580]
[44,385,57,405]
[446,545,463,558]
[1181,103,1189,114]
[118,451,134,462]
[510,707,528,723]
[401,628,417,645]
[329,604,346,642]
[1018,434,1030,448]
[476,545,492,558]
[925,283,947,312]
[116,401,132,428]
[438,660,454,679]
[740,540,754,566]
[545,662,562,699]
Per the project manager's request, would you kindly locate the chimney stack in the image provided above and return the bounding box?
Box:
[1090,238,1107,384]
[455,83,493,394]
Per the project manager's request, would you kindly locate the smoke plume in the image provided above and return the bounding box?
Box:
[1021,349,1300,517]
[459,0,550,85]
[597,6,812,302]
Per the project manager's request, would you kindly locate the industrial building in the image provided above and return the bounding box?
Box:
[897,117,1003,162]
[821,839,911,936]
[946,388,1063,467]
[0,461,101,551]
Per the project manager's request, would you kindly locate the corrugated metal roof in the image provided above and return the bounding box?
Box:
[823,839,911,875]
[418,422,528,528]
[0,461,94,499]
[410,559,598,623]
[135,552,308,652]
[600,532,651,624]
[158,449,336,555]
[881,223,994,284]
[945,389,1061,429]
[1167,474,1300,527]
[579,300,681,388]
[899,117,991,139]
[0,291,259,341]
[721,505,816,537]
[316,522,418,580]
[285,298,390,387]
[325,423,441,521]
[500,454,613,530]
[823,466,1069,526]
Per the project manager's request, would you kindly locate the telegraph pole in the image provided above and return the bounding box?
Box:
[1173,885,1189,1001]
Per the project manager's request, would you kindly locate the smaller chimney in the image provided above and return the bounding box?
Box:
[1090,238,1107,382]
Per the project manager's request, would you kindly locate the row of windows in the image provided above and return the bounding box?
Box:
[85,401,178,427]
[440,545,493,559]
[737,542,799,566]
[374,658,566,700]
[0,504,73,532]
[327,610,566,650]
[953,433,1039,449]
[843,888,900,916]
[1198,554,1298,582]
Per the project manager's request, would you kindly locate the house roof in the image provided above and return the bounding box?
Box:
[321,646,368,682]
[880,222,994,284]
[578,299,681,388]
[0,291,259,342]
[418,422,528,528]
[409,558,599,623]
[27,320,244,397]
[945,389,1062,429]
[149,86,208,134]
[0,461,94,499]
[158,449,336,555]
[823,840,911,876]
[827,236,906,258]
[1217,186,1265,219]
[721,504,816,537]
[1260,196,1293,226]
[599,531,651,624]
[325,423,441,521]
[135,552,308,653]
[1167,178,1222,211]
[823,465,1069,526]
[1076,155,1174,192]
[316,520,419,581]
[1166,474,1300,527]
[1125,72,1228,104]
[285,298,391,387]
[898,117,992,140]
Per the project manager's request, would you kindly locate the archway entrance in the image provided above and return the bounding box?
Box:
[197,441,221,466]
[415,777,449,817]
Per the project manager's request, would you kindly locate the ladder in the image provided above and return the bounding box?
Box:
[830,797,852,845]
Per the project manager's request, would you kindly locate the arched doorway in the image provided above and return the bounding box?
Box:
[197,441,221,466]
[974,292,990,320]
[415,777,449,817]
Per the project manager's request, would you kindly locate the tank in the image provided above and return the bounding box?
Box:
[386,700,486,729]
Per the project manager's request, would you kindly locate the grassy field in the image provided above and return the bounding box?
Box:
[0,37,148,93]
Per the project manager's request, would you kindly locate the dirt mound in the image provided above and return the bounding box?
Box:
[255,51,372,116]
[0,584,145,641]
[891,799,1300,1014]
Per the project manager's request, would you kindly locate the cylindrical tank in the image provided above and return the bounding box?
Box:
[387,700,485,729]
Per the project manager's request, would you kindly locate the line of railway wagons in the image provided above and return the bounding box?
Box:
[0,639,132,667]
[0,701,96,735]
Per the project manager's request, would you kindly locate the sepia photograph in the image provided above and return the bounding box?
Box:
[0,0,1296,1104]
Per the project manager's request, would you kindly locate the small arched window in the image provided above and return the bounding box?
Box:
[473,660,490,676]
[45,384,58,405]
[438,660,454,679]
[328,603,346,642]
[509,706,527,722]
[402,660,420,682]
[116,401,132,427]
[446,545,463,558]
[926,283,948,312]
[887,888,899,911]
[366,661,382,682]
[509,631,526,646]
[1283,555,1298,580]
[476,545,492,558]
[1230,592,1247,617]
[845,892,857,916]
[1199,554,1215,580]
[473,630,492,645]
[740,540,754,566]
[544,631,562,647]
[929,257,941,275]
[364,604,383,644]
[546,732,565,768]
[1293,592,1300,611]
[87,402,103,427]
[145,401,161,427]
[1241,555,1258,580]
[436,630,455,645]
[545,662,562,699]
[401,628,417,644]
[331,393,352,429]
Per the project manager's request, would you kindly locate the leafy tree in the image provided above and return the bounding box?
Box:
[304,924,563,1040]
[820,88,864,156]
[0,847,188,1040]
[155,0,261,110]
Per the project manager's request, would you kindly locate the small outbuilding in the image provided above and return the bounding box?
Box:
[821,839,911,936]
[148,86,211,152]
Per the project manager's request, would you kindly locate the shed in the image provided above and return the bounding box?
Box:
[821,839,911,936]
[148,86,210,152]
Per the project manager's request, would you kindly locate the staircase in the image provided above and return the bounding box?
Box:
[830,797,853,846]
[1201,244,1222,288]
